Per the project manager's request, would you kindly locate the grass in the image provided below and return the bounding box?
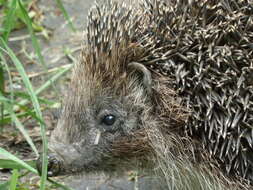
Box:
[0,0,75,189]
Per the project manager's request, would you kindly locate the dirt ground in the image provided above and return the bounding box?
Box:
[1,0,159,189]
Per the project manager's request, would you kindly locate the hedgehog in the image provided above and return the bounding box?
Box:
[37,0,253,189]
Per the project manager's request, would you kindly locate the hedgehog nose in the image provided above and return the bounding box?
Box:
[36,153,62,177]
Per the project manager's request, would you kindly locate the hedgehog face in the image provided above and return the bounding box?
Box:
[39,64,154,176]
[46,98,138,176]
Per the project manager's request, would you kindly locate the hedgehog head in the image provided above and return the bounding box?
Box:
[45,2,161,176]
[34,0,193,180]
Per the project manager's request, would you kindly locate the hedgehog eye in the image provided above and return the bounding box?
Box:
[102,115,116,126]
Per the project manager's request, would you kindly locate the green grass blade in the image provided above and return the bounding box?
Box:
[1,64,71,117]
[0,110,36,125]
[0,159,34,170]
[0,148,37,174]
[55,0,76,32]
[5,103,39,156]
[35,64,72,93]
[0,90,39,156]
[1,0,18,41]
[0,49,14,119]
[0,98,59,126]
[17,0,46,69]
[0,94,9,102]
[0,51,43,126]
[0,181,9,190]
[0,64,4,93]
[9,169,19,190]
[0,63,4,131]
[0,38,48,190]
[48,179,75,190]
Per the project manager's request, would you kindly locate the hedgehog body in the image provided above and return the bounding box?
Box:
[37,0,253,189]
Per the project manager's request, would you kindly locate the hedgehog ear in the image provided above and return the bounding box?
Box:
[127,62,152,96]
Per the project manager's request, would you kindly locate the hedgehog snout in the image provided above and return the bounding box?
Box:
[36,153,63,177]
